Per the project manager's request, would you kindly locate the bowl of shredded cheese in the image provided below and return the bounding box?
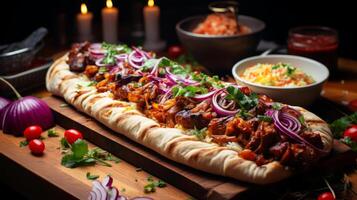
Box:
[232,55,329,107]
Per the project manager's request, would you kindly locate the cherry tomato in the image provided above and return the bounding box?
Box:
[317,192,335,200]
[64,129,83,144]
[348,99,357,112]
[23,125,43,141]
[344,125,357,142]
[29,139,45,155]
[168,45,184,59]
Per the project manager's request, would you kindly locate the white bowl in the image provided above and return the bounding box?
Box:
[232,55,329,107]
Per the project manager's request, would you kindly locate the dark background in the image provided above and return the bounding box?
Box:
[0,0,356,58]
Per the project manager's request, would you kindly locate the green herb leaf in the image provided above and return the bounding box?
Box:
[226,86,258,111]
[47,129,59,137]
[172,85,208,98]
[257,115,273,122]
[330,113,357,138]
[188,127,207,140]
[143,176,167,193]
[98,67,108,73]
[272,102,282,110]
[71,139,89,159]
[86,172,99,180]
[60,137,71,149]
[19,140,29,147]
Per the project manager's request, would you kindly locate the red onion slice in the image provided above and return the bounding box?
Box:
[95,58,111,67]
[92,180,107,200]
[267,109,329,155]
[89,43,107,55]
[101,175,113,188]
[165,67,199,86]
[192,90,217,101]
[212,89,239,116]
[115,54,128,62]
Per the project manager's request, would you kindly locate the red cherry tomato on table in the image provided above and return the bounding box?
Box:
[344,125,357,142]
[29,139,45,155]
[317,192,335,200]
[168,45,184,59]
[23,125,43,141]
[64,129,83,144]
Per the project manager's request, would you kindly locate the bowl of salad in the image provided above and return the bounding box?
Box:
[176,13,265,74]
[232,54,329,107]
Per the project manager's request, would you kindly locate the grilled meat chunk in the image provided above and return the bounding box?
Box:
[67,42,91,72]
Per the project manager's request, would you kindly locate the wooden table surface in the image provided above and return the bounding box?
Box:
[0,126,190,200]
[1,54,356,199]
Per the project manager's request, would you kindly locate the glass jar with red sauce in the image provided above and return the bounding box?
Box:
[288,26,338,75]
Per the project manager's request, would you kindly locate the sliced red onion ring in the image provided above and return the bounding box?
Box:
[115,54,128,62]
[165,67,199,86]
[89,43,107,55]
[88,191,96,200]
[102,175,113,188]
[212,89,239,116]
[95,58,111,67]
[128,51,146,69]
[192,90,217,101]
[92,180,107,200]
[266,109,329,155]
[109,187,119,200]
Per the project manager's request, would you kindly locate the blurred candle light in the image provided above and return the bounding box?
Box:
[77,3,93,41]
[102,0,119,43]
[143,0,165,51]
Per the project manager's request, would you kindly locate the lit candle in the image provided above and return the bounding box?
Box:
[102,0,119,43]
[77,3,93,41]
[143,0,165,51]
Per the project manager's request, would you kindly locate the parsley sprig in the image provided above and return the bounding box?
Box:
[225,86,259,111]
[172,85,208,98]
[60,139,120,168]
[144,176,167,193]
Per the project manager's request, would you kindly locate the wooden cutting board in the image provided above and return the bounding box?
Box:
[42,96,356,200]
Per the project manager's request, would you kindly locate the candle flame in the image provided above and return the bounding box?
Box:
[106,0,113,8]
[148,0,154,7]
[80,3,88,14]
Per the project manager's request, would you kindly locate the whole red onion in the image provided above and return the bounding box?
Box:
[0,78,54,136]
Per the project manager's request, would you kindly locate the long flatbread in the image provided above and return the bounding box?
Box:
[46,54,333,184]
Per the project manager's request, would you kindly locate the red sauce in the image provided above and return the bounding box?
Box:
[288,26,338,75]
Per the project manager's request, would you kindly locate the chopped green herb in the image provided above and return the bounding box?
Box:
[226,86,258,111]
[86,81,97,87]
[47,129,59,137]
[171,85,208,98]
[272,102,282,110]
[86,172,99,180]
[98,67,108,73]
[188,127,207,140]
[298,115,306,125]
[272,65,280,70]
[147,176,154,182]
[19,140,29,147]
[121,188,126,193]
[144,176,167,193]
[257,115,273,122]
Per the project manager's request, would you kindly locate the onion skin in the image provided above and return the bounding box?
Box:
[1,96,54,136]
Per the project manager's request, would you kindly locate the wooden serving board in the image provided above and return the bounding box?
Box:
[43,96,356,200]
